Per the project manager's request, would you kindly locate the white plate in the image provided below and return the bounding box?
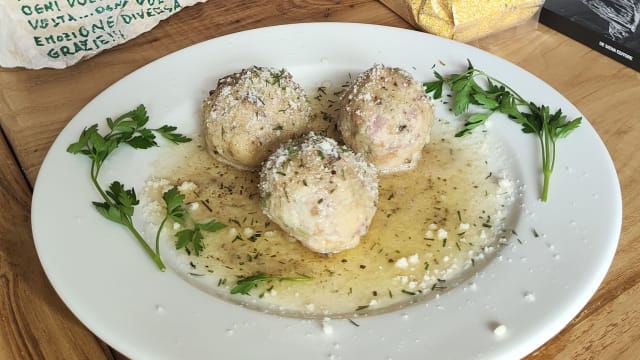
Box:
[32,23,621,360]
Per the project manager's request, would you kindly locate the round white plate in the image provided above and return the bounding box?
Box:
[32,23,621,360]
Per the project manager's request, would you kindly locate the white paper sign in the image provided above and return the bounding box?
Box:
[0,0,205,69]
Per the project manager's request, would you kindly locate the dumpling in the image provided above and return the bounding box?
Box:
[259,133,378,253]
[338,64,434,173]
[202,66,311,170]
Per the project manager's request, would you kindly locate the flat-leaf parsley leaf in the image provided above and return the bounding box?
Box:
[67,104,191,270]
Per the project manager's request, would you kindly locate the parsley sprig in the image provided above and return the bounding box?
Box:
[67,105,191,271]
[230,272,313,295]
[424,61,582,202]
[159,187,226,256]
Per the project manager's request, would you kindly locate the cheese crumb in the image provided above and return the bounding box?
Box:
[178,181,197,193]
[437,228,448,240]
[458,223,470,231]
[523,292,536,302]
[242,227,255,237]
[395,257,409,269]
[493,324,507,336]
[408,254,420,264]
[322,317,333,335]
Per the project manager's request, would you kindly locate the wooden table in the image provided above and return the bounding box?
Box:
[1,1,638,358]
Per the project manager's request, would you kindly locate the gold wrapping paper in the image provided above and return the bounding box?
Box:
[380,0,544,42]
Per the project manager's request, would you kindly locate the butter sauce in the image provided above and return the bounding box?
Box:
[141,85,515,318]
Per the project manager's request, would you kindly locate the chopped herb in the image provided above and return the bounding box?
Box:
[230,272,312,296]
[431,283,447,291]
[348,319,360,327]
[269,68,286,87]
[200,200,213,212]
[533,228,540,238]
[401,289,416,296]
[248,233,261,242]
[355,305,369,311]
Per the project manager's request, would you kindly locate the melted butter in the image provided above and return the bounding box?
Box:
[143,85,513,318]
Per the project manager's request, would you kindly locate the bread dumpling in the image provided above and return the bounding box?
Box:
[338,64,434,173]
[259,133,379,254]
[202,66,311,170]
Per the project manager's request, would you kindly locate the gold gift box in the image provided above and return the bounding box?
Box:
[381,0,544,42]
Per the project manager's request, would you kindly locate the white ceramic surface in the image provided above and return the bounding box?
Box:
[31,23,622,360]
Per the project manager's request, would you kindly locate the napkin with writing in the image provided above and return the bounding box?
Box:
[0,0,205,69]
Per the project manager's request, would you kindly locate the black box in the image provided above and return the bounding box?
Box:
[539,0,639,71]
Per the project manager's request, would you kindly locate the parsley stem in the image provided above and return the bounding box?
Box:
[90,162,110,203]
[126,219,166,271]
[91,162,166,271]
[540,117,556,202]
[474,69,526,104]
[156,216,168,259]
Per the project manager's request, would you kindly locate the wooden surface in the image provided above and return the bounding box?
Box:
[0,1,638,359]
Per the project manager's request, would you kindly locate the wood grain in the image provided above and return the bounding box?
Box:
[0,130,112,360]
[0,0,638,359]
